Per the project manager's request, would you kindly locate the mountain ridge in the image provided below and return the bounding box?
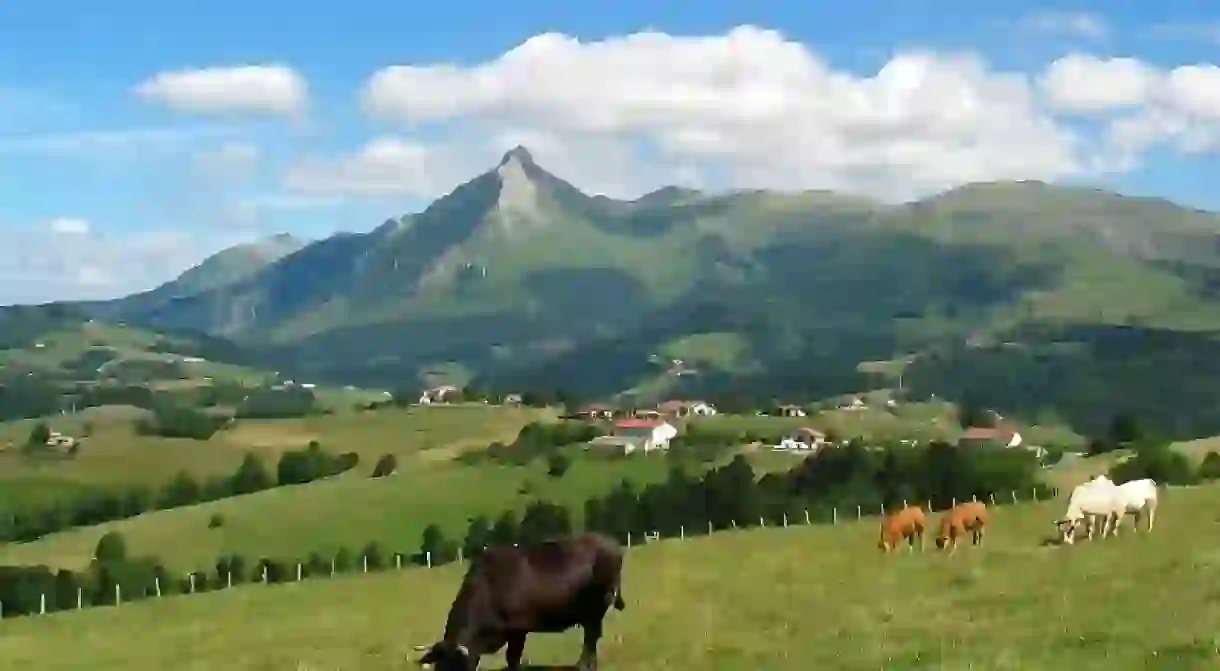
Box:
[65,147,1220,437]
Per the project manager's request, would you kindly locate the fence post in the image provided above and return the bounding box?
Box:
[40,593,46,615]
[832,508,838,525]
[0,600,4,619]
[457,548,463,564]
[396,554,402,570]
[971,494,977,503]
[297,564,303,582]
[1011,490,1018,504]
[856,505,861,520]
[426,551,433,568]
[189,573,196,594]
[926,500,932,512]
[783,513,789,528]
[952,497,957,508]
[989,493,996,505]
[680,525,685,539]
[627,532,632,547]
[759,516,765,527]
[804,509,811,525]
[115,584,122,606]
[262,566,268,584]
[708,520,713,535]
[903,499,908,508]
[1033,488,1039,501]
[331,559,336,576]
[154,577,161,597]
[228,571,233,589]
[731,519,737,529]
[77,587,83,609]
[363,556,369,573]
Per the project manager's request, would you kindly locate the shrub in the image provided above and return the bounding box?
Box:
[1109,443,1198,486]
[94,531,127,564]
[546,452,571,478]
[207,513,225,529]
[1199,451,1220,481]
[372,453,398,478]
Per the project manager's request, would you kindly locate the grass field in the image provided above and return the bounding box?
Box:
[3,484,1218,670]
[0,405,547,497]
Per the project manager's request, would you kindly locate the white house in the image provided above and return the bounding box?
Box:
[657,400,717,418]
[418,385,458,405]
[776,404,807,417]
[775,427,826,452]
[611,420,678,454]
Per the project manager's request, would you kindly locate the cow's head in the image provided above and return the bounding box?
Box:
[415,642,474,670]
[934,535,948,550]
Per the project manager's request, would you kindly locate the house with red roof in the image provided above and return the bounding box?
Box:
[602,418,679,454]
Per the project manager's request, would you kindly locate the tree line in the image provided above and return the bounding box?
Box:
[0,442,357,544]
[6,438,1220,620]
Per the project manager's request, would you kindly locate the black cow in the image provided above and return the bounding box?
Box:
[415,533,627,671]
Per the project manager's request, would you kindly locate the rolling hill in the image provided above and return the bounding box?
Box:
[74,147,1220,438]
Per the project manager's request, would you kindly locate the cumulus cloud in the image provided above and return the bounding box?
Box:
[1041,54,1220,162]
[135,65,307,117]
[282,137,472,199]
[357,26,1082,201]
[0,221,243,305]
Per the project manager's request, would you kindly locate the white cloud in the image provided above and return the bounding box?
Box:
[47,217,90,235]
[282,137,469,198]
[0,224,241,305]
[358,26,1082,201]
[135,65,307,117]
[1020,11,1109,40]
[1041,54,1220,162]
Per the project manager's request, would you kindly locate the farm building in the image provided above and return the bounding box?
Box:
[657,400,718,418]
[593,419,679,454]
[775,427,826,452]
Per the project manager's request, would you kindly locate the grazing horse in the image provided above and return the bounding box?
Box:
[934,501,988,554]
[878,505,926,553]
[415,533,626,671]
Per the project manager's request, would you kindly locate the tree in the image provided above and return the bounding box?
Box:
[334,546,354,572]
[518,501,573,545]
[26,421,50,447]
[360,541,386,571]
[462,515,492,558]
[372,453,398,478]
[489,510,520,547]
[158,471,202,509]
[94,531,127,564]
[546,452,571,478]
[420,524,448,563]
[1199,451,1220,481]
[1108,412,1144,447]
[229,453,273,495]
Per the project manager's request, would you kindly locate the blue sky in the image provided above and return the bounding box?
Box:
[1,1,1219,304]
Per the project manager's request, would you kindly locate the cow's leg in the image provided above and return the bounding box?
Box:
[504,632,526,671]
[577,620,604,671]
[1146,501,1157,533]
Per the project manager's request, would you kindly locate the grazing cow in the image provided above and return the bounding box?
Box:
[415,533,626,671]
[878,505,926,553]
[934,501,988,554]
[1108,478,1159,535]
[1055,476,1125,544]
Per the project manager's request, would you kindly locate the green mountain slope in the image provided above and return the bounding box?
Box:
[94,149,1220,437]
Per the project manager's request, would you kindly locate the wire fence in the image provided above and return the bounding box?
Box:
[0,485,1070,620]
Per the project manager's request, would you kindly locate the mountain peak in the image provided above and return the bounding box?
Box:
[498,145,537,169]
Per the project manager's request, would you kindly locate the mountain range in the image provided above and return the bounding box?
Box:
[52,146,1220,438]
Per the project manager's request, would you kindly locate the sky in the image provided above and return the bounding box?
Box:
[1,0,1219,305]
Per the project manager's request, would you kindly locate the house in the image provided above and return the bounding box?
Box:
[656,400,718,418]
[775,427,826,452]
[418,385,458,405]
[633,409,664,420]
[840,396,868,411]
[574,403,616,420]
[503,393,523,407]
[45,431,77,449]
[776,404,807,418]
[957,424,1024,449]
[607,419,678,454]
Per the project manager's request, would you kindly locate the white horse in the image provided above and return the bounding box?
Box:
[1108,478,1158,535]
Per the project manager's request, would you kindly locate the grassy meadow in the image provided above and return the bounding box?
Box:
[2,483,1218,670]
[0,403,1098,574]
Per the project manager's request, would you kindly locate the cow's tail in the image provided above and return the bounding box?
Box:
[613,587,626,611]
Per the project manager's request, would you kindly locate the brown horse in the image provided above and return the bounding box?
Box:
[878,505,926,553]
[935,501,989,554]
